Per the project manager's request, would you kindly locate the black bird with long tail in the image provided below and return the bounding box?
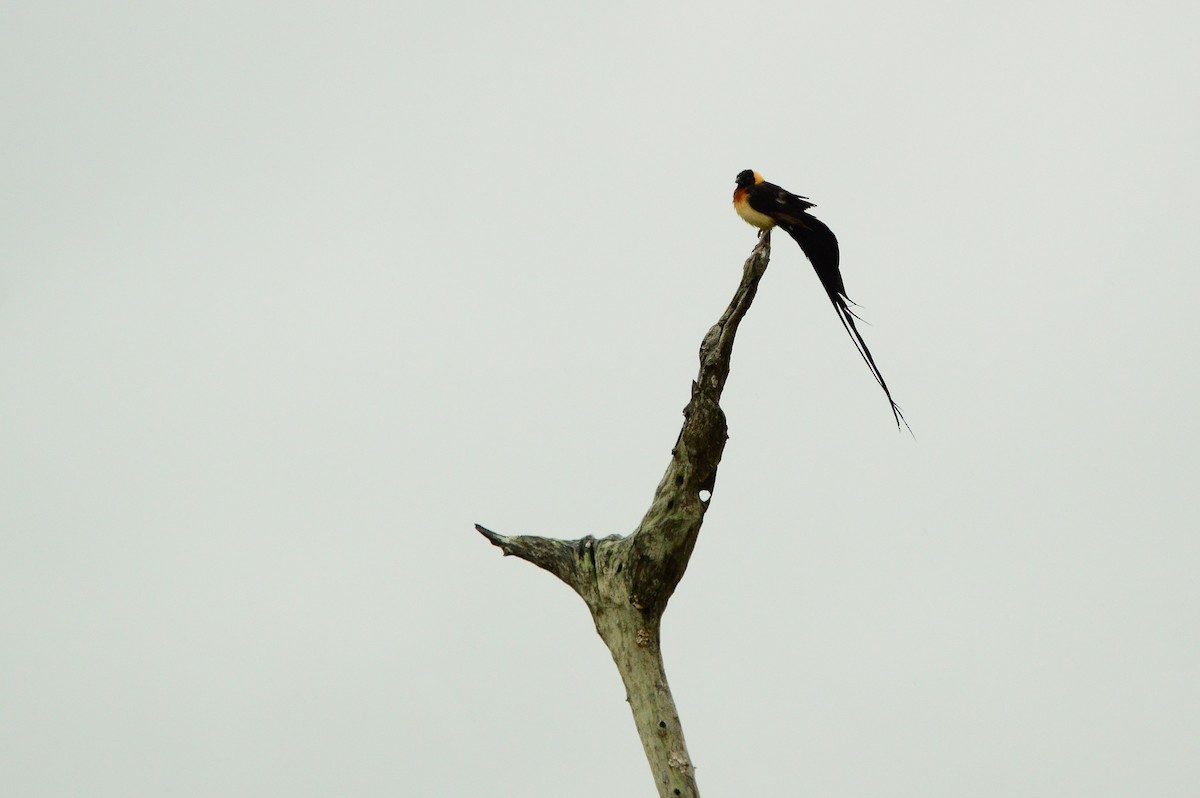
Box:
[733,169,909,431]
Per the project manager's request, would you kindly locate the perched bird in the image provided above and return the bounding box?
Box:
[733,169,908,431]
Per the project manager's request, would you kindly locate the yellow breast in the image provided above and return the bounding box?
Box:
[733,189,777,230]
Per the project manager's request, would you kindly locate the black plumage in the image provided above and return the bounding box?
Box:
[734,169,909,431]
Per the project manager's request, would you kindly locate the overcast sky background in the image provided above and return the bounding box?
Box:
[3,1,1198,796]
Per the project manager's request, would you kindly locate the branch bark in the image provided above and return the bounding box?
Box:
[476,232,772,798]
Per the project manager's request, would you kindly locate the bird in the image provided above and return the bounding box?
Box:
[733,169,909,431]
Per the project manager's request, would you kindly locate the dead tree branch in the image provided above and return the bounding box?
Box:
[476,232,772,798]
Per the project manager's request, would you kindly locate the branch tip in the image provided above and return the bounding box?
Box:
[475,523,512,552]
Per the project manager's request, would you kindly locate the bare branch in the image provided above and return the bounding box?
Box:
[474,524,600,596]
[476,234,773,798]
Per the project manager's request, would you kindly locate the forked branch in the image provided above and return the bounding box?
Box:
[477,233,773,798]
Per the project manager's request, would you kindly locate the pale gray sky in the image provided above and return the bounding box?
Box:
[3,1,1198,796]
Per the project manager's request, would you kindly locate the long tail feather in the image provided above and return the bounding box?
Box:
[833,297,910,433]
[780,220,911,433]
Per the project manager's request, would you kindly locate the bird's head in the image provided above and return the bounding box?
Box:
[735,169,763,188]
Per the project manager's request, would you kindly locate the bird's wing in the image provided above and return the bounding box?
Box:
[748,181,816,218]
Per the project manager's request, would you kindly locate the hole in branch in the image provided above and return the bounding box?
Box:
[659,720,667,729]
[698,489,711,502]
[674,475,684,486]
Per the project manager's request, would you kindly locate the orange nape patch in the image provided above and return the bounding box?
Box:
[752,171,764,184]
